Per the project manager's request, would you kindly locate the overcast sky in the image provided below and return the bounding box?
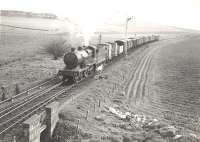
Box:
[1,0,200,30]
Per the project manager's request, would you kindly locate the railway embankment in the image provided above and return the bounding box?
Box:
[52,33,200,142]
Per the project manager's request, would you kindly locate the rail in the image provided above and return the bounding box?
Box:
[0,84,73,135]
[0,76,57,105]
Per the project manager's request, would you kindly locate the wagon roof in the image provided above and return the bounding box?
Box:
[88,45,97,49]
[115,40,126,43]
[97,43,109,46]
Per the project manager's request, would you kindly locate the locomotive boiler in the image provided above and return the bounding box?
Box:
[64,47,94,69]
[58,45,107,82]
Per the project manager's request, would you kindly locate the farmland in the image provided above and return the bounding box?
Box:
[147,35,200,131]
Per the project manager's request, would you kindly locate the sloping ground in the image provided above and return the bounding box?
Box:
[53,33,200,142]
[0,26,65,97]
[0,15,78,98]
[143,35,200,132]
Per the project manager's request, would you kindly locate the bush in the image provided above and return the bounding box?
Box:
[45,38,70,60]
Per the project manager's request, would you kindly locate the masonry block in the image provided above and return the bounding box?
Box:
[22,114,41,142]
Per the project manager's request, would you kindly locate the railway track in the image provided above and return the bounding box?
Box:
[0,74,78,135]
[0,76,58,107]
[0,71,96,135]
[0,81,76,135]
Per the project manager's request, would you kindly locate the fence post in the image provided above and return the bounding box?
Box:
[15,84,20,95]
[94,104,96,112]
[98,100,101,107]
[1,86,6,101]
[12,136,16,142]
[86,110,89,120]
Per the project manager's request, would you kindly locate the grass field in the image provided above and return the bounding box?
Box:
[0,16,74,97]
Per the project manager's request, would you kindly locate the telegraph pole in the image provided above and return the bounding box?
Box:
[98,32,102,44]
[125,16,133,37]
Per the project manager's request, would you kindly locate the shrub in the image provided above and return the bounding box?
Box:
[45,38,70,60]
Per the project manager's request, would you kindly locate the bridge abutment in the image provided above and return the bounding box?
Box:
[44,101,59,142]
[0,101,59,142]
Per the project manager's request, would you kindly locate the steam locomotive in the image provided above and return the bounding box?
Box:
[58,35,159,82]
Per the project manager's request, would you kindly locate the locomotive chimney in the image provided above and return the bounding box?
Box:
[71,48,75,52]
[78,46,83,50]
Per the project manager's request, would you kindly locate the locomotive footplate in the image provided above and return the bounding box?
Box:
[58,65,95,83]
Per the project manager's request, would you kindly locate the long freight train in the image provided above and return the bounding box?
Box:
[58,35,159,82]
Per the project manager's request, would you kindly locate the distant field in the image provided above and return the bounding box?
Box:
[1,10,57,19]
[0,16,70,31]
[0,16,80,63]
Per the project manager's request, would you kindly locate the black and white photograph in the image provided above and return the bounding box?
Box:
[0,0,200,141]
